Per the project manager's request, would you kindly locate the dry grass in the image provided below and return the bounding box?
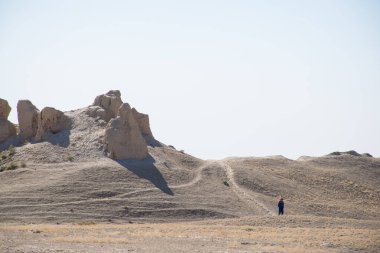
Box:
[1,220,379,252]
[77,220,96,226]
[53,236,129,244]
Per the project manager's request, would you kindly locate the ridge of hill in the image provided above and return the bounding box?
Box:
[0,142,378,223]
[0,91,379,224]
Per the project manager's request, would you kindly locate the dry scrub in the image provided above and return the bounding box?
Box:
[1,216,379,253]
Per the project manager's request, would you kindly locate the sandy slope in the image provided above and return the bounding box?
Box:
[1,148,378,223]
[225,155,380,220]
[0,108,379,252]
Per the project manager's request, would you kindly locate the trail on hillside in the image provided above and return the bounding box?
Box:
[218,160,275,216]
[114,160,214,198]
[0,161,212,208]
[0,160,274,216]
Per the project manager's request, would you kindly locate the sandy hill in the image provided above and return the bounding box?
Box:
[0,91,379,224]
[1,91,379,253]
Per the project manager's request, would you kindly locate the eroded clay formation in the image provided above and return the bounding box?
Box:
[17,100,39,139]
[86,90,153,159]
[1,90,154,160]
[104,103,148,160]
[0,99,17,142]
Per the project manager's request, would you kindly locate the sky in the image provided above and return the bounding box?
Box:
[1,0,379,159]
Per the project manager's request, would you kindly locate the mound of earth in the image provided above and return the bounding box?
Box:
[0,90,157,160]
[0,91,379,226]
[327,150,373,157]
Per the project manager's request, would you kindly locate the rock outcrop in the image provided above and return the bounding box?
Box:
[35,107,70,142]
[85,106,108,121]
[87,90,155,159]
[0,119,17,143]
[0,98,17,143]
[90,90,123,122]
[1,90,154,160]
[17,100,39,139]
[104,103,148,160]
[0,99,11,120]
[327,151,373,158]
[131,108,153,138]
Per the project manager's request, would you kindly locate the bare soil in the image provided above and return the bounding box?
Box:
[0,108,379,252]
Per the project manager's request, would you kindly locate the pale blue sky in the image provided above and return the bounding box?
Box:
[1,0,379,159]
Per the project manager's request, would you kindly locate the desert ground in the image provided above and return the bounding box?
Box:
[1,215,379,253]
[0,101,379,252]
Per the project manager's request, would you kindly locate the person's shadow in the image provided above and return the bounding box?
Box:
[117,155,174,196]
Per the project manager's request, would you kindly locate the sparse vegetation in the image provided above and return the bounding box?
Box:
[0,145,16,161]
[8,145,16,156]
[68,156,74,162]
[1,220,378,252]
[77,220,96,226]
[0,146,25,172]
[223,181,230,187]
[0,162,18,172]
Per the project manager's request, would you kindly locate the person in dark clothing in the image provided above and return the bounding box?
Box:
[278,198,284,215]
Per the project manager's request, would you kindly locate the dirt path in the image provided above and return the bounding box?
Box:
[218,160,275,216]
[0,161,213,208]
[1,160,274,216]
